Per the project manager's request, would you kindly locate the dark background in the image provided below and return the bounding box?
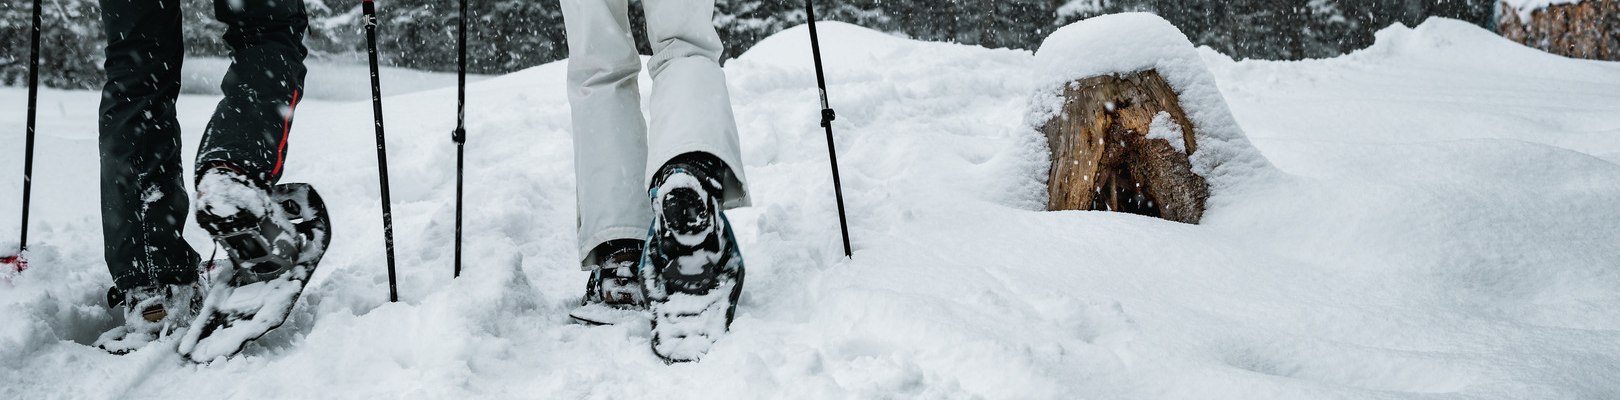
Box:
[1,0,1499,89]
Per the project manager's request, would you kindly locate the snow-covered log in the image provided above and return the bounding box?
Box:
[1028,13,1270,224]
[1498,0,1620,61]
[1041,71,1208,222]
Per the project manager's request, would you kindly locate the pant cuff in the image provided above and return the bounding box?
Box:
[579,225,649,269]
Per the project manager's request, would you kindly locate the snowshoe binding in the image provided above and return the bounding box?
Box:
[569,240,650,326]
[179,168,331,363]
[640,159,745,363]
[94,278,205,355]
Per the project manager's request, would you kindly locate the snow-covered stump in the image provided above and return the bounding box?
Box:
[1042,70,1207,223]
[1498,0,1620,61]
[1029,13,1271,224]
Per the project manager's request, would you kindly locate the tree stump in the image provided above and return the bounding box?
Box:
[1042,70,1209,224]
[1498,0,1620,61]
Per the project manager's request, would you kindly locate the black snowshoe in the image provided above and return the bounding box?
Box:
[179,170,331,363]
[640,161,745,363]
[568,240,650,326]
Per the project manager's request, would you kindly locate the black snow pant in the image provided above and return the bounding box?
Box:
[98,0,307,290]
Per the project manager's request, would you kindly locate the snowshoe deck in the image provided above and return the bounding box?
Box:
[568,302,650,326]
[179,183,330,363]
[643,214,745,363]
[647,269,742,363]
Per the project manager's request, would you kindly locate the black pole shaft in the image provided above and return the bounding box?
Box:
[18,0,42,255]
[452,0,466,278]
[363,0,400,302]
[804,0,853,258]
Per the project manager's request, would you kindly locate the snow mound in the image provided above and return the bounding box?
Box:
[736,21,916,67]
[1029,12,1274,198]
[1355,17,1620,78]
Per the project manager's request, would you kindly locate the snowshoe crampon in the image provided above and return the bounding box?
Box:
[179,183,330,363]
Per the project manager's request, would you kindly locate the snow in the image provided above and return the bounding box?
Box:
[3,17,1620,399]
[1030,13,1275,203]
[652,172,715,249]
[181,57,484,101]
[196,170,269,219]
[1147,111,1185,153]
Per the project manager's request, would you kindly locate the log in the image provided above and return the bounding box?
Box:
[1042,69,1209,224]
[1498,0,1620,61]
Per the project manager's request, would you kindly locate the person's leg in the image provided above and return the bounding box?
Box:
[97,0,199,290]
[638,0,750,361]
[640,0,749,208]
[197,0,308,185]
[561,0,654,267]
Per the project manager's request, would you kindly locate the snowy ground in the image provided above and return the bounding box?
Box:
[3,19,1619,399]
[179,57,487,101]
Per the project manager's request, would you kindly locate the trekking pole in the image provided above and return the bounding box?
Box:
[803,0,852,258]
[363,0,400,302]
[450,0,467,278]
[7,0,44,272]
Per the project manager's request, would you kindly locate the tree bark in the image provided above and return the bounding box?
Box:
[1499,0,1620,61]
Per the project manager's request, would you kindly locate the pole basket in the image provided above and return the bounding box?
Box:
[1,252,26,274]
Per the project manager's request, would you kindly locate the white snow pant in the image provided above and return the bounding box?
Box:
[562,0,750,267]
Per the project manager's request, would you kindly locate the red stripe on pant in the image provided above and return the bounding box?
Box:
[271,89,302,179]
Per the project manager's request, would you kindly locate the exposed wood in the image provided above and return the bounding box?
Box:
[1499,0,1620,61]
[1042,70,1209,224]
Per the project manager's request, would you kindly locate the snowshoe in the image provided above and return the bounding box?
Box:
[94,277,205,355]
[569,240,650,326]
[179,171,331,363]
[641,161,745,363]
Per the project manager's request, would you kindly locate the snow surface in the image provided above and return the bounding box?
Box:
[181,57,485,101]
[3,18,1620,399]
[1146,112,1186,154]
